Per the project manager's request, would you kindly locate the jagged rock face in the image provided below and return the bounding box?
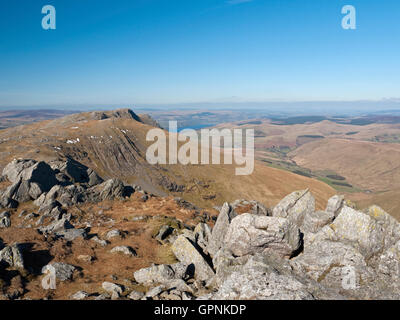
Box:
[1,160,58,206]
[3,159,58,193]
[206,203,236,257]
[3,161,400,301]
[0,158,130,214]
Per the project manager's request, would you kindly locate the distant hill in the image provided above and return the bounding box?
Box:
[0,109,79,129]
[215,117,400,217]
[0,108,335,210]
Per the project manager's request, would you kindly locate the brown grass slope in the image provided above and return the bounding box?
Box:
[290,138,400,193]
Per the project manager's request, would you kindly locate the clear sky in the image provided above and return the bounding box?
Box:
[0,0,399,108]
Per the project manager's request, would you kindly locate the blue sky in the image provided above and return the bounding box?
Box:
[0,0,399,109]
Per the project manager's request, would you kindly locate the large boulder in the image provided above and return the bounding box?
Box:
[224,213,301,258]
[272,189,315,230]
[99,179,125,200]
[42,262,76,281]
[34,184,85,208]
[171,235,214,282]
[2,159,37,183]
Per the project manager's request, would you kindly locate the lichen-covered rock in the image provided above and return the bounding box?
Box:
[291,240,371,287]
[330,206,385,258]
[325,195,344,217]
[171,235,214,282]
[224,213,301,258]
[302,210,334,234]
[203,255,314,300]
[272,189,315,229]
[366,205,400,250]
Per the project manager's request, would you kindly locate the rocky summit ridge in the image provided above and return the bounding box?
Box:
[0,157,400,299]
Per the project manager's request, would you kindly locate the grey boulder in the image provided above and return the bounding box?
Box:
[224,213,301,258]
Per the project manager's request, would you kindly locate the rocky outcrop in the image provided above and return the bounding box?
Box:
[2,160,58,202]
[131,190,400,300]
[2,152,400,301]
